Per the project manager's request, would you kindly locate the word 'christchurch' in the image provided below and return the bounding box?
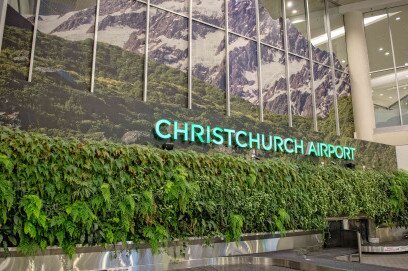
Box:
[155,119,356,161]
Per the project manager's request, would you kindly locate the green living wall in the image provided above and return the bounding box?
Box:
[1,127,408,256]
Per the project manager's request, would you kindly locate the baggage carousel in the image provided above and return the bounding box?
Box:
[361,240,408,253]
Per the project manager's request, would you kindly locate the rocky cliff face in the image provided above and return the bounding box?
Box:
[35,0,350,118]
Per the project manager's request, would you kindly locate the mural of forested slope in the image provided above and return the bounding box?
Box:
[0,2,397,170]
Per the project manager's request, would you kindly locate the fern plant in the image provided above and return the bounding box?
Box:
[0,126,407,257]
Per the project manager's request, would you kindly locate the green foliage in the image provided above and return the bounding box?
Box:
[226,214,244,243]
[273,209,290,236]
[0,127,407,257]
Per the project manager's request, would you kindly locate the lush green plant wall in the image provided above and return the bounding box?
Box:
[0,127,407,256]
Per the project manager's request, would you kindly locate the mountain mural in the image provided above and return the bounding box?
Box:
[31,0,350,119]
[0,1,399,171]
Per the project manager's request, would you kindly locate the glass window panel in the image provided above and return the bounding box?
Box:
[397,68,408,125]
[229,33,259,120]
[192,22,226,113]
[35,0,95,86]
[364,9,394,72]
[259,0,283,49]
[262,45,288,125]
[309,0,331,65]
[0,0,37,129]
[148,8,188,106]
[228,0,256,39]
[285,0,308,58]
[335,70,353,137]
[371,70,402,128]
[289,54,313,131]
[328,2,348,71]
[95,1,146,98]
[150,0,188,16]
[193,0,224,28]
[7,0,97,135]
[314,64,332,117]
[315,64,336,134]
[389,6,408,68]
[2,0,37,76]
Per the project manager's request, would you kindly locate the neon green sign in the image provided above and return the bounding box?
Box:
[155,119,356,161]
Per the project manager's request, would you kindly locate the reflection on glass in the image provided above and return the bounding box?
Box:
[285,0,308,57]
[192,22,226,112]
[289,54,312,130]
[397,68,408,125]
[259,0,283,49]
[228,0,256,39]
[150,0,188,16]
[149,8,188,105]
[193,0,224,27]
[364,9,394,72]
[95,1,146,97]
[229,33,259,119]
[328,2,348,71]
[371,70,402,128]
[262,45,287,119]
[309,0,330,65]
[389,5,408,68]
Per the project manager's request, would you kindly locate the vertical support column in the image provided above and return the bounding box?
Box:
[90,0,100,93]
[28,0,41,83]
[255,0,263,122]
[188,0,193,109]
[344,11,375,141]
[143,0,151,102]
[325,0,340,136]
[282,0,293,127]
[387,10,404,126]
[305,0,318,132]
[0,0,8,53]
[225,0,231,116]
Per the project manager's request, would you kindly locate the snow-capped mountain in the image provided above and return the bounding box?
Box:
[36,0,350,118]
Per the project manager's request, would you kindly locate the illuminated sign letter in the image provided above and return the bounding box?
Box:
[249,132,261,150]
[191,124,205,143]
[212,127,224,145]
[174,121,189,141]
[155,119,172,139]
[224,129,236,147]
[261,134,273,151]
[236,131,248,148]
[294,139,304,155]
[284,138,294,154]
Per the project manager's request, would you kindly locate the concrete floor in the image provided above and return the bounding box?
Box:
[361,254,408,270]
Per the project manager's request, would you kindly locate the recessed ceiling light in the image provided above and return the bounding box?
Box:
[379,48,384,51]
[396,17,401,21]
[287,1,293,8]
[389,96,393,99]
[341,60,346,63]
[292,9,298,14]
[380,93,384,96]
[385,52,390,56]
